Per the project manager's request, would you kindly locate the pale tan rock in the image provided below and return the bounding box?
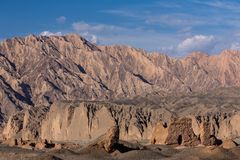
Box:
[21,144,34,150]
[34,139,56,150]
[2,113,25,140]
[151,122,168,144]
[222,139,237,149]
[2,107,49,141]
[83,126,119,153]
[41,102,116,142]
[3,138,18,146]
[165,118,200,146]
[199,122,218,146]
[100,127,119,152]
[35,141,46,150]
[3,100,240,148]
[229,115,240,138]
[54,143,62,150]
[3,137,25,147]
[151,118,200,146]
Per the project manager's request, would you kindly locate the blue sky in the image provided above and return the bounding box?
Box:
[1,0,240,56]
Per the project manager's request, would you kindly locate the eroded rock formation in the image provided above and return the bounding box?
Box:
[2,100,240,147]
[41,102,117,142]
[152,118,200,146]
[1,34,240,119]
[38,102,170,143]
[82,126,119,153]
[0,34,240,149]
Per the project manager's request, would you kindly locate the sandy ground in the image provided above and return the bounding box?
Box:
[0,144,239,160]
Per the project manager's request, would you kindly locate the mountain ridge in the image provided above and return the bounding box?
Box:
[0,34,240,118]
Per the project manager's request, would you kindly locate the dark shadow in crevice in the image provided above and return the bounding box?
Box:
[19,83,34,106]
[178,135,183,145]
[114,143,138,153]
[0,76,33,107]
[163,122,168,128]
[216,139,223,145]
[133,73,153,85]
[77,64,86,74]
[210,135,223,145]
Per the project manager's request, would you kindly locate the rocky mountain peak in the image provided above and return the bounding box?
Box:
[185,51,209,60]
[220,49,240,57]
[0,34,240,118]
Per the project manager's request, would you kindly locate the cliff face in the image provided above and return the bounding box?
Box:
[3,97,240,146]
[41,102,117,142]
[2,102,170,142]
[1,34,240,118]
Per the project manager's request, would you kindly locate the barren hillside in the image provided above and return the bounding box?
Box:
[0,34,240,118]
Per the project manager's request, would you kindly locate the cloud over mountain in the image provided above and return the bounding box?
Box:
[56,16,66,23]
[40,31,62,36]
[231,42,240,50]
[177,35,216,53]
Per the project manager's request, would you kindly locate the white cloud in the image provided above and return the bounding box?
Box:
[101,10,141,19]
[230,42,240,50]
[72,22,91,31]
[71,21,178,51]
[158,46,177,56]
[91,35,98,44]
[82,32,98,44]
[177,35,216,53]
[56,16,66,23]
[70,21,234,56]
[178,27,192,34]
[193,0,240,12]
[72,21,123,33]
[40,31,62,36]
[145,14,204,26]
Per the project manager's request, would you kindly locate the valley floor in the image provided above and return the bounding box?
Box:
[0,144,239,160]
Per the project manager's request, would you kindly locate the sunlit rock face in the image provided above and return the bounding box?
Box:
[2,100,240,147]
[1,34,240,119]
[1,34,240,147]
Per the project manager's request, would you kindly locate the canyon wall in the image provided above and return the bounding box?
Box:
[2,101,240,146]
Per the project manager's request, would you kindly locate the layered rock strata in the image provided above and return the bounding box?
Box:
[2,101,240,147]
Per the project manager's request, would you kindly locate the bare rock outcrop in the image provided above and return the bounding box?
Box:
[222,139,237,149]
[41,102,117,142]
[2,138,20,146]
[2,106,49,141]
[151,122,168,144]
[35,140,46,150]
[199,121,218,146]
[152,118,200,146]
[2,100,240,148]
[151,114,240,146]
[82,126,119,153]
[1,101,171,144]
[40,101,171,143]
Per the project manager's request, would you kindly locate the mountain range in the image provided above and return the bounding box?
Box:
[0,34,240,118]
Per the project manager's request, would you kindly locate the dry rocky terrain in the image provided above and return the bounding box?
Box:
[0,34,240,159]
